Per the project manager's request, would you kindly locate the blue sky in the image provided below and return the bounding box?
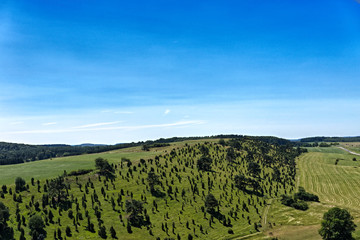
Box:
[1,0,360,144]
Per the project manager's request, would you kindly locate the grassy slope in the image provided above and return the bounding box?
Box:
[0,140,218,185]
[262,146,360,240]
[340,142,360,155]
[1,138,295,240]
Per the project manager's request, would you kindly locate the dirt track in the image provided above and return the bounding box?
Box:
[337,147,360,156]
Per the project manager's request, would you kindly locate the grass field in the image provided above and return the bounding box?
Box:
[262,146,360,240]
[340,142,360,155]
[298,147,360,214]
[3,141,360,240]
[0,139,220,185]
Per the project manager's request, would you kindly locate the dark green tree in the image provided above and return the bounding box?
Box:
[1,185,7,194]
[66,226,72,237]
[248,162,261,177]
[28,215,46,240]
[98,225,107,239]
[199,145,209,155]
[319,207,356,240]
[197,156,213,171]
[142,145,149,151]
[204,193,219,213]
[95,158,115,178]
[48,177,68,207]
[110,226,117,238]
[0,202,14,240]
[15,177,26,192]
[226,147,236,163]
[125,199,145,227]
[234,174,248,190]
[218,139,226,146]
[146,172,161,193]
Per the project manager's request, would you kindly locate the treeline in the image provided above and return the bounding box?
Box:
[299,136,360,143]
[297,142,339,147]
[0,142,137,165]
[0,135,294,166]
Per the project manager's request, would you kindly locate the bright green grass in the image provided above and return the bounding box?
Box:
[261,149,360,240]
[2,139,292,240]
[0,139,220,185]
[306,147,348,154]
[297,151,360,215]
[340,142,360,154]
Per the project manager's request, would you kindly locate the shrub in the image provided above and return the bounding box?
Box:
[291,201,309,211]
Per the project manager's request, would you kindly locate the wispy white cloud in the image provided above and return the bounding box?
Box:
[114,111,133,114]
[101,110,133,114]
[74,121,122,129]
[6,120,205,135]
[164,109,171,115]
[42,122,57,126]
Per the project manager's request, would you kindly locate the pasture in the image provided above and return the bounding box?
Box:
[263,146,360,239]
[3,141,360,239]
[0,139,220,185]
[340,142,360,155]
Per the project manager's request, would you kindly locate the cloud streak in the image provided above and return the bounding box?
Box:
[42,122,57,126]
[100,110,134,114]
[5,120,205,135]
[74,121,122,129]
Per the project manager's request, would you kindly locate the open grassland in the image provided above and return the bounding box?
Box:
[0,139,220,185]
[262,146,360,240]
[340,142,360,154]
[298,148,360,214]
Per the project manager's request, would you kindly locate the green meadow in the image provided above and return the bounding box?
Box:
[0,140,220,185]
[2,141,360,240]
[257,146,360,240]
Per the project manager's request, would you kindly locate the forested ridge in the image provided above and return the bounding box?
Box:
[299,136,360,143]
[0,135,294,165]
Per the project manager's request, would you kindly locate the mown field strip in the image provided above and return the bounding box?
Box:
[298,151,360,213]
[340,167,360,207]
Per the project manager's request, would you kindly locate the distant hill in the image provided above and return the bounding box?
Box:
[74,143,108,147]
[299,136,360,143]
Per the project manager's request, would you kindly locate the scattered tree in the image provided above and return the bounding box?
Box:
[110,226,117,238]
[15,177,26,192]
[0,202,14,240]
[95,158,115,178]
[28,215,46,240]
[248,161,261,177]
[197,156,213,171]
[146,171,161,194]
[66,226,72,237]
[204,194,219,213]
[319,207,356,240]
[125,199,145,227]
[234,174,248,190]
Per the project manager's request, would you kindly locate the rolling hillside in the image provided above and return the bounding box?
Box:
[0,138,300,240]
